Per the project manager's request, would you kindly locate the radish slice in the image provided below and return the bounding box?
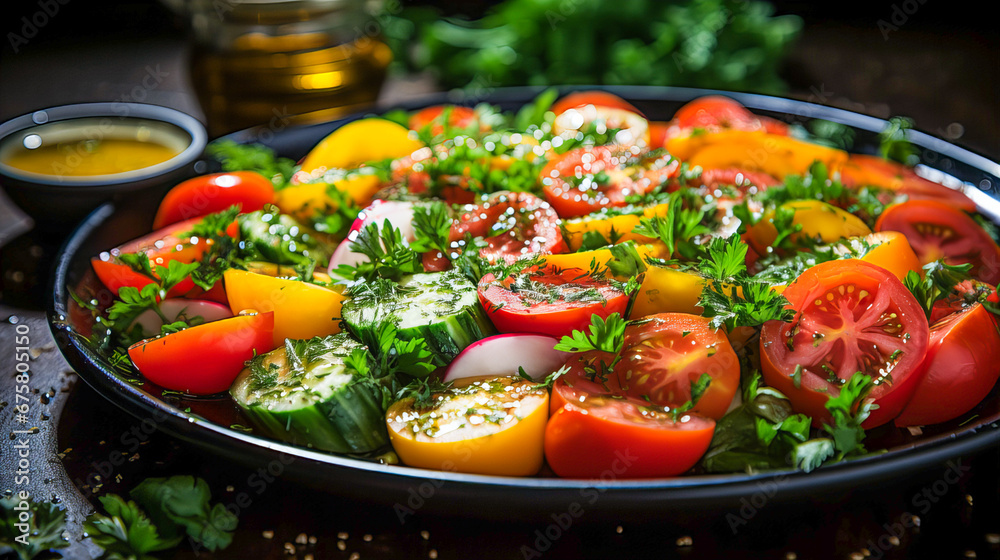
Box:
[444,333,574,383]
[132,298,233,338]
[328,200,417,272]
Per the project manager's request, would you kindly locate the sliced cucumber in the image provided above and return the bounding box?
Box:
[342,270,495,362]
[238,206,332,267]
[230,334,387,454]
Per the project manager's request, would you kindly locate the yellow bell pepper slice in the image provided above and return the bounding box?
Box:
[299,118,423,175]
[224,269,347,346]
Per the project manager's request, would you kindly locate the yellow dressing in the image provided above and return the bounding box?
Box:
[4,138,180,177]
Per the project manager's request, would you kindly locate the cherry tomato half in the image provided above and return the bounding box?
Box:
[153,172,275,230]
[128,311,275,394]
[451,191,568,263]
[540,146,679,218]
[760,260,929,428]
[875,199,1000,285]
[544,394,715,479]
[612,314,740,420]
[478,266,628,339]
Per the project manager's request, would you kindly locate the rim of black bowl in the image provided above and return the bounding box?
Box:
[0,102,207,187]
[49,86,1000,506]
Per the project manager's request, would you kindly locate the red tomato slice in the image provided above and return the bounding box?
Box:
[696,168,780,193]
[895,300,1000,426]
[874,199,1000,285]
[760,260,930,428]
[478,266,627,339]
[692,167,780,213]
[612,313,739,420]
[550,371,617,415]
[451,191,568,263]
[673,96,763,131]
[540,146,679,218]
[128,311,275,394]
[552,91,643,117]
[91,216,232,303]
[409,105,479,136]
[839,154,976,212]
[153,172,275,230]
[544,394,715,479]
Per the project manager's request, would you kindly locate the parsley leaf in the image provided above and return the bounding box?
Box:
[84,494,181,559]
[409,201,453,256]
[631,191,710,259]
[1,496,69,559]
[332,221,423,283]
[821,372,876,459]
[696,234,794,330]
[904,260,974,319]
[879,116,919,165]
[130,476,237,552]
[554,312,627,355]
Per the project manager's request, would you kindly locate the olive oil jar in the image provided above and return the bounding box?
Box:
[169,0,392,136]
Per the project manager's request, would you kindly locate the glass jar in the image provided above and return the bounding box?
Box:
[168,0,391,136]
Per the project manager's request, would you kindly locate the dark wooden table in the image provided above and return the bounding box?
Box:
[3,5,1000,559]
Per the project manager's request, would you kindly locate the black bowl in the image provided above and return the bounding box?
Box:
[49,86,1000,521]
[0,102,207,231]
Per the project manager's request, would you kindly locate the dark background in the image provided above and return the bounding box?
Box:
[2,1,999,559]
[2,0,998,157]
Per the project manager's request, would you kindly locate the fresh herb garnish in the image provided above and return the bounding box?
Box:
[1,496,68,559]
[904,260,974,319]
[631,191,710,259]
[696,234,794,330]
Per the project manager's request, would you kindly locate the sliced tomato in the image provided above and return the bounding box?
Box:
[673,96,762,132]
[152,172,275,230]
[540,146,679,218]
[91,216,233,303]
[552,91,643,116]
[478,266,628,339]
[451,191,568,263]
[760,260,930,428]
[409,105,479,137]
[895,299,1000,427]
[551,92,649,147]
[612,313,739,420]
[839,154,976,212]
[692,167,780,213]
[874,199,1000,285]
[128,311,275,394]
[544,394,715,479]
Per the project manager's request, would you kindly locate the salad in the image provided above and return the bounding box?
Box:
[74,90,1000,479]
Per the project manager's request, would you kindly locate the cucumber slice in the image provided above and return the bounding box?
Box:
[342,270,496,362]
[238,206,332,267]
[230,334,387,454]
